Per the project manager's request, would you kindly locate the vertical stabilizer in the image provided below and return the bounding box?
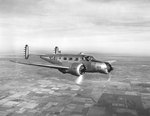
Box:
[24,45,29,59]
[54,46,61,54]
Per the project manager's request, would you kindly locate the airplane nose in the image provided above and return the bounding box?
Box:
[105,62,113,73]
[96,62,113,74]
[101,63,108,74]
[96,63,108,74]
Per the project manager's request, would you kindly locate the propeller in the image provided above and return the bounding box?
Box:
[107,73,112,82]
[75,75,84,85]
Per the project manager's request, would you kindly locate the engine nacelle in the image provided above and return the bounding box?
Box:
[69,63,86,76]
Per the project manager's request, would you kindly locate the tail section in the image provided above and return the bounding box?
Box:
[24,45,29,59]
[24,45,61,59]
[54,46,61,54]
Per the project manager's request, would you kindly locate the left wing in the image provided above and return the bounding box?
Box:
[10,60,69,70]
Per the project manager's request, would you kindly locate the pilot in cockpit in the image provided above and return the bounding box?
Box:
[84,56,95,61]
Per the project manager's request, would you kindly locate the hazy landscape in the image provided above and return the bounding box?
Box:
[0,54,150,116]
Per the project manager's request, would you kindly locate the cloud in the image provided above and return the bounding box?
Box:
[1,0,150,28]
[1,0,150,35]
[0,0,38,14]
[0,0,150,55]
[87,0,150,3]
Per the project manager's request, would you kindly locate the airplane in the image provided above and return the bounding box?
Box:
[10,45,115,84]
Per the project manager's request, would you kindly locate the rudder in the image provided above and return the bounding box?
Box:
[24,44,29,59]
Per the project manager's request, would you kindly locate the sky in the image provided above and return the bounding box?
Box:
[0,0,150,56]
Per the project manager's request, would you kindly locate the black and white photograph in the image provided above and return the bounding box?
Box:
[0,0,150,116]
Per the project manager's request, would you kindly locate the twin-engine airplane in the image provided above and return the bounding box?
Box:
[11,45,115,84]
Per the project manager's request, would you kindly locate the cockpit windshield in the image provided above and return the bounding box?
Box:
[84,56,95,61]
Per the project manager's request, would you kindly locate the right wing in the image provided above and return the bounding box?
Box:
[10,60,69,70]
[105,60,116,64]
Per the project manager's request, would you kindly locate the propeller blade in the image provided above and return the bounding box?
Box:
[75,75,84,85]
[107,73,112,82]
[106,60,116,64]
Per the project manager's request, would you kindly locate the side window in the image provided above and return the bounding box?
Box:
[69,58,73,61]
[63,57,67,60]
[75,57,79,61]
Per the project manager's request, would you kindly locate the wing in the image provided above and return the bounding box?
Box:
[105,60,116,64]
[10,60,69,70]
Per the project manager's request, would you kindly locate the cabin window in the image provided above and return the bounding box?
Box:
[75,58,79,61]
[63,57,67,60]
[69,58,73,60]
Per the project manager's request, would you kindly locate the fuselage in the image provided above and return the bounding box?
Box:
[40,54,113,74]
